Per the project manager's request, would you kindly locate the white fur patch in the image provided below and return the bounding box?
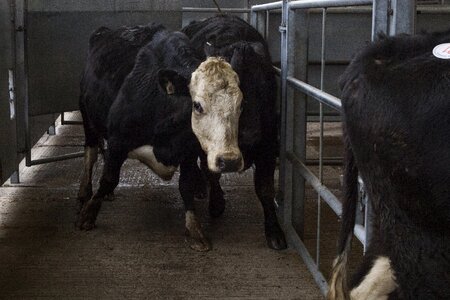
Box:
[189,57,243,172]
[128,145,176,181]
[350,256,397,300]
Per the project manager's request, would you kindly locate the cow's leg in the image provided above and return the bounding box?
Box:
[254,152,287,250]
[77,141,127,230]
[78,108,100,205]
[78,146,98,205]
[193,162,207,200]
[200,155,225,217]
[179,158,211,251]
[350,256,397,300]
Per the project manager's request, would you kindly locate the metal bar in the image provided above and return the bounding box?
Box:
[279,0,289,217]
[257,9,266,37]
[251,1,283,12]
[285,225,328,296]
[287,151,342,217]
[22,0,31,167]
[61,112,82,125]
[289,0,373,10]
[390,0,416,35]
[290,8,309,239]
[265,10,270,40]
[181,7,250,13]
[273,66,281,75]
[416,7,450,13]
[250,9,257,27]
[316,7,327,268]
[286,76,342,111]
[354,224,366,245]
[28,152,84,166]
[305,158,343,166]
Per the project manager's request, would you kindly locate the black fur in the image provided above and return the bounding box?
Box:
[78,24,204,230]
[182,15,286,250]
[338,28,450,299]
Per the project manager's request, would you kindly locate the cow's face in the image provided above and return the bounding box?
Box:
[189,57,244,173]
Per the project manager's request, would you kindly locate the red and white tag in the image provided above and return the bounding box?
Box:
[433,43,450,59]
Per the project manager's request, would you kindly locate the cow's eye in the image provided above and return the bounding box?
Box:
[193,101,204,114]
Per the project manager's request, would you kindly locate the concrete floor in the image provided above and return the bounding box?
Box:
[0,114,338,299]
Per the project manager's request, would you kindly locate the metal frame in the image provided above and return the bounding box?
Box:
[251,0,416,295]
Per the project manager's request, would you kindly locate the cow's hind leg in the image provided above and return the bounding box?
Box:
[77,140,126,230]
[254,152,287,250]
[180,158,211,251]
[200,156,225,217]
[350,256,397,300]
[78,146,98,206]
[78,108,100,205]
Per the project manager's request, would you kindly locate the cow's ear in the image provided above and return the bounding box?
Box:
[158,69,189,96]
[230,47,244,72]
[250,42,266,58]
[204,41,219,57]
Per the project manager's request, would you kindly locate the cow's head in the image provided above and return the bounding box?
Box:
[189,57,244,173]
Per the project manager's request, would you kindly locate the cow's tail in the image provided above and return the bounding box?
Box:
[327,129,358,300]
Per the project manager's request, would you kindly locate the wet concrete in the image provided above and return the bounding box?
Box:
[0,113,332,299]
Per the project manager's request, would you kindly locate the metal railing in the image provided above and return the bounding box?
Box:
[251,0,416,295]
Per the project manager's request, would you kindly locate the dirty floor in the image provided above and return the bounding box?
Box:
[0,113,330,299]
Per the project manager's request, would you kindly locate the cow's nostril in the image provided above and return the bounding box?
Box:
[216,157,226,171]
[216,156,242,173]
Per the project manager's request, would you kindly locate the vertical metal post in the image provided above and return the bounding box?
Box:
[316,7,327,268]
[265,10,270,40]
[257,9,266,38]
[372,0,390,40]
[290,9,308,239]
[390,0,416,35]
[280,0,289,228]
[250,8,257,28]
[372,0,416,40]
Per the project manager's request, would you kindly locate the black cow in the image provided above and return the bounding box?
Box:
[182,15,287,250]
[328,29,450,299]
[77,23,244,251]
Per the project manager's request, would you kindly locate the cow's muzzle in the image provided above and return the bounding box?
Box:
[215,154,244,173]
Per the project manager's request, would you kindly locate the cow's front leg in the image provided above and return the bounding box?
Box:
[254,153,287,250]
[77,145,98,206]
[200,155,225,217]
[77,142,126,230]
[179,159,211,251]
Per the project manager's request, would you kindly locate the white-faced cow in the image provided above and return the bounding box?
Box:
[77,23,243,251]
[182,15,287,250]
[328,29,450,299]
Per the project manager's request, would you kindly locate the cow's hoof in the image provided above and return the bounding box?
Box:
[77,199,101,230]
[266,227,287,250]
[185,232,211,252]
[209,195,225,218]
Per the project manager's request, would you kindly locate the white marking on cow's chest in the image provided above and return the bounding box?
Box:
[350,256,397,300]
[128,145,177,181]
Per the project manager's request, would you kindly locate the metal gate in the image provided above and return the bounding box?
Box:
[0,1,18,184]
[251,0,417,295]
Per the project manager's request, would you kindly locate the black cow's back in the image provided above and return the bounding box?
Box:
[80,23,165,139]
